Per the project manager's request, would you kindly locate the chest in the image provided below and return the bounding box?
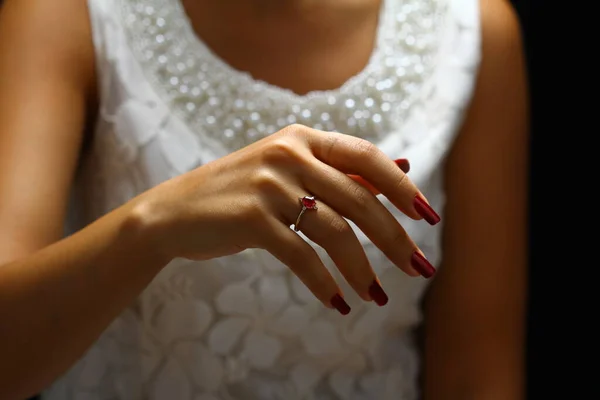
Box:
[179,0,382,96]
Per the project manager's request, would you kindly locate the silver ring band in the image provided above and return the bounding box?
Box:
[294,196,318,232]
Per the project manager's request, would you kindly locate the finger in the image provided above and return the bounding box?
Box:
[348,175,379,195]
[347,158,410,177]
[259,217,352,315]
[301,159,435,278]
[305,129,440,225]
[290,196,389,306]
[349,158,410,195]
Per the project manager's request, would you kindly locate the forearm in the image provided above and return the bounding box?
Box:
[0,199,169,399]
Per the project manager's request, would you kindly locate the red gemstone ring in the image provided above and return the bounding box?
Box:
[294,196,318,232]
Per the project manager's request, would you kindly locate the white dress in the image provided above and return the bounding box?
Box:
[44,0,480,399]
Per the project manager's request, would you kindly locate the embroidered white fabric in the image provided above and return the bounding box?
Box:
[44,0,481,399]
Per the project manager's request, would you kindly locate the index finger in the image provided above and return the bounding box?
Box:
[306,129,440,225]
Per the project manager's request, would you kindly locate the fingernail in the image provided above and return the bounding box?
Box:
[414,194,441,225]
[330,294,351,315]
[368,280,389,306]
[411,252,436,278]
[394,158,410,174]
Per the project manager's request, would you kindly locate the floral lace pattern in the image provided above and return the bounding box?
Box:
[44,0,481,399]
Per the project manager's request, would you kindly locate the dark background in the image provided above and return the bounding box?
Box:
[509,1,587,397]
[1,0,579,398]
[509,0,546,397]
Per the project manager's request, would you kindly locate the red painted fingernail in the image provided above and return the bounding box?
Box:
[394,158,410,174]
[411,252,436,278]
[368,280,389,306]
[414,194,441,225]
[330,294,351,315]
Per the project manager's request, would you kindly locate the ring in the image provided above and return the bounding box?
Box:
[294,196,318,232]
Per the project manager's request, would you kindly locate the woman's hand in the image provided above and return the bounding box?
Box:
[137,124,440,314]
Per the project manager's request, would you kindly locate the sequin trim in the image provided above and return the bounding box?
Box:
[119,0,445,151]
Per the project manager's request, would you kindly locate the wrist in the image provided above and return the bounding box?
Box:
[121,193,176,267]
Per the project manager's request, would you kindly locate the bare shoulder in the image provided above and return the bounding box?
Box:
[479,0,519,36]
[476,0,526,97]
[0,0,94,91]
[0,0,96,92]
[446,0,528,158]
[480,0,522,39]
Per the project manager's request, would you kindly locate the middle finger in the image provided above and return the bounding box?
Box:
[301,159,436,278]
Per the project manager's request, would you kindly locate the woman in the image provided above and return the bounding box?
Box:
[0,0,528,399]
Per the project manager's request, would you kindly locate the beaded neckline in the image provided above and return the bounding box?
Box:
[171,0,390,102]
[119,0,445,152]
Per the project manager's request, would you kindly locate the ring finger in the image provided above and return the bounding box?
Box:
[258,217,351,315]
[282,193,389,306]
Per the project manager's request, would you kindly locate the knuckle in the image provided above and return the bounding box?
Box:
[263,137,302,164]
[250,168,285,195]
[391,172,409,192]
[347,183,371,212]
[384,230,410,255]
[282,123,310,136]
[322,134,340,162]
[328,215,353,237]
[353,139,379,159]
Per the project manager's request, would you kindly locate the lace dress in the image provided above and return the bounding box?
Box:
[44,0,481,399]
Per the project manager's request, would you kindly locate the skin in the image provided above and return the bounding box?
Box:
[423,1,528,398]
[0,0,527,399]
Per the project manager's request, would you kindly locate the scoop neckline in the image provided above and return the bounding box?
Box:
[172,0,391,102]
